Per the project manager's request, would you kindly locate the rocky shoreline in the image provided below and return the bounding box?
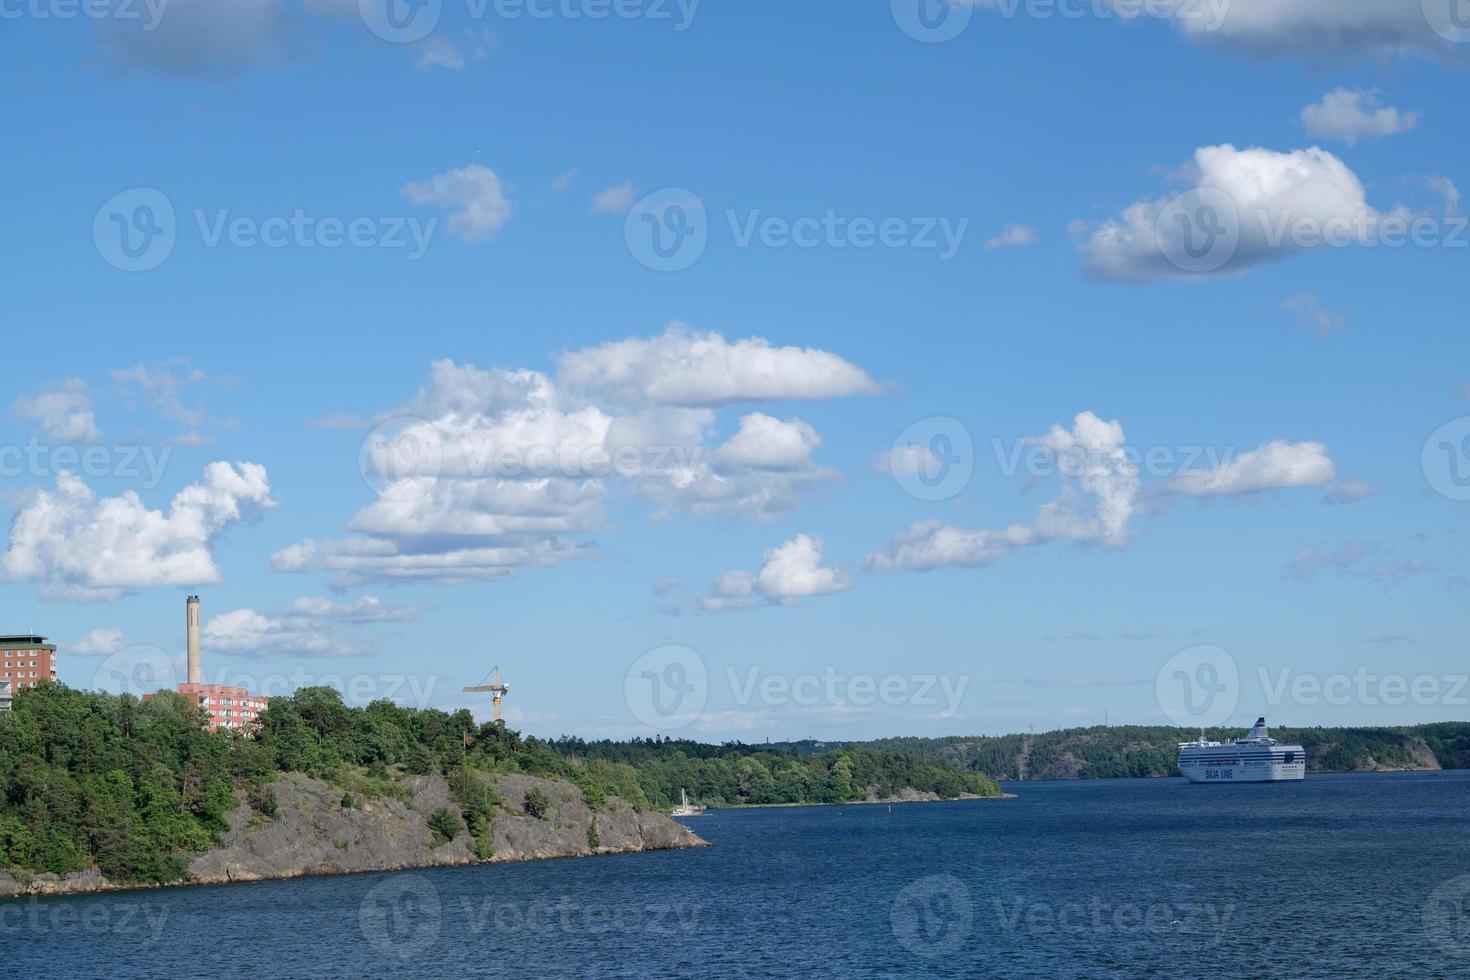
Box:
[0,772,705,899]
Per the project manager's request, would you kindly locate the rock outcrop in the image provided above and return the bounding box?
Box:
[0,772,705,899]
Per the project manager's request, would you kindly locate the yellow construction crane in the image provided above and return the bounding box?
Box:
[464,665,511,723]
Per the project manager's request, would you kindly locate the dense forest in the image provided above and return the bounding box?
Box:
[829,722,1470,780]
[0,683,998,885]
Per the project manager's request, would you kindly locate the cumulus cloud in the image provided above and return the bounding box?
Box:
[402,165,513,241]
[1077,144,1384,283]
[277,328,874,586]
[73,627,126,656]
[556,325,882,407]
[1150,0,1466,62]
[1163,440,1335,497]
[701,534,852,611]
[1,462,274,601]
[1301,89,1420,144]
[872,414,1338,573]
[983,224,1039,250]
[12,379,100,443]
[202,608,355,658]
[591,181,635,214]
[286,595,427,623]
[870,411,1137,572]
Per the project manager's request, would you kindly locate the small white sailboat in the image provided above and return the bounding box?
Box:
[669,787,707,817]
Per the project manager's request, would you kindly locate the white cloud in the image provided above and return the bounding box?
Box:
[701,533,852,612]
[1322,477,1380,506]
[1301,89,1420,144]
[286,595,427,623]
[1151,0,1465,62]
[1282,293,1347,338]
[870,411,1137,572]
[402,165,513,242]
[202,608,355,658]
[111,360,225,442]
[556,324,882,407]
[591,181,635,214]
[283,328,874,586]
[73,627,126,656]
[1078,144,1384,283]
[12,379,100,443]
[548,169,579,192]
[983,224,1039,250]
[98,0,294,77]
[1,462,274,601]
[878,442,942,477]
[872,415,1337,573]
[414,37,467,71]
[1286,540,1429,583]
[713,414,820,471]
[1164,440,1335,496]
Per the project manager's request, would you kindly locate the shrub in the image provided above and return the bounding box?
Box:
[428,806,462,845]
[522,787,550,819]
[249,785,278,819]
[586,822,600,849]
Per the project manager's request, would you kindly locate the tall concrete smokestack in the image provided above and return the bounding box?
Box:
[186,595,201,685]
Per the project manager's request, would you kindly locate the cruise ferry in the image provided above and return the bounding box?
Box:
[1177,718,1305,783]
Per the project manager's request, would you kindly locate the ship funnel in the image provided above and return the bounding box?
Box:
[1246,717,1267,741]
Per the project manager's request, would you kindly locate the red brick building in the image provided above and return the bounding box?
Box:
[0,635,57,693]
[175,683,269,733]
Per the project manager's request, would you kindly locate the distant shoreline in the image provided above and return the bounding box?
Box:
[685,791,1017,812]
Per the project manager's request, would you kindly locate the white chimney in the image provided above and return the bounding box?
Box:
[187,595,201,685]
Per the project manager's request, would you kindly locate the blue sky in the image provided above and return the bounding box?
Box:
[2,0,1467,740]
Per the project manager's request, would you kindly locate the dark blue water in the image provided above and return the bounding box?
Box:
[6,771,1470,978]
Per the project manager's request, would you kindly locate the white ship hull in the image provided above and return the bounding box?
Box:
[1178,718,1305,783]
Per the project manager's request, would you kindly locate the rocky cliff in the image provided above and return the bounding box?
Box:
[0,772,704,898]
